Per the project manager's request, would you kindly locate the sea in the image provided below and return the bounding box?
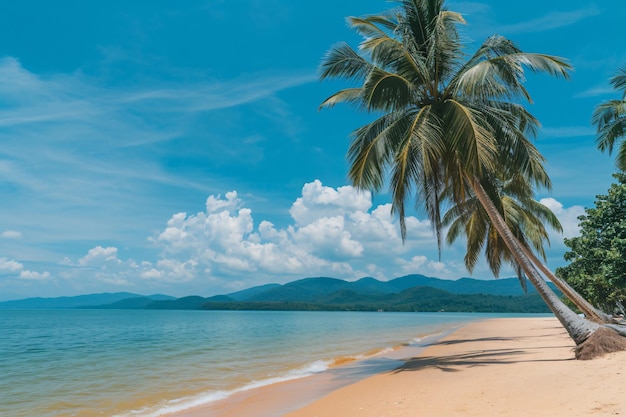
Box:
[0,309,537,417]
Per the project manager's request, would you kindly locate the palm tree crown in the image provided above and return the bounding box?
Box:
[319,0,570,248]
[592,66,626,171]
[443,171,562,292]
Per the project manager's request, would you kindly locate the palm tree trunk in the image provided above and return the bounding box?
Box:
[516,243,612,323]
[470,177,599,345]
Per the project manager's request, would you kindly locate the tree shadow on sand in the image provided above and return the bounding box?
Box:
[392,344,575,374]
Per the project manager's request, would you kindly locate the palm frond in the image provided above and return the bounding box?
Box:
[609,66,626,97]
[450,34,570,103]
[363,67,415,111]
[319,42,373,82]
[319,88,363,109]
[616,140,626,171]
[592,100,626,154]
[389,105,444,239]
[348,111,415,190]
[443,100,496,177]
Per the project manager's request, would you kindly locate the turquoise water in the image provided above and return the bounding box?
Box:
[0,309,522,417]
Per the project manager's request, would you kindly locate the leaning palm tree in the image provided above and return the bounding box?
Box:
[443,171,609,323]
[592,66,626,171]
[443,172,562,290]
[319,0,625,353]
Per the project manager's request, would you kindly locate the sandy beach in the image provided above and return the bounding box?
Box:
[175,317,626,417]
[285,317,626,417]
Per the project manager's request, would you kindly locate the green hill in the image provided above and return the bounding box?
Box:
[0,275,559,313]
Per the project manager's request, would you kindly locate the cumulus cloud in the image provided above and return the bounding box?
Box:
[144,180,441,288]
[0,257,24,272]
[14,183,586,294]
[540,198,585,239]
[397,255,451,276]
[289,180,372,226]
[78,246,121,266]
[19,270,51,280]
[140,259,198,283]
[58,245,138,288]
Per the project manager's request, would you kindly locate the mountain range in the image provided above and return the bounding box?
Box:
[0,274,558,313]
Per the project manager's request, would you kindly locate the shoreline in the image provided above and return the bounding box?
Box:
[168,322,466,417]
[285,317,626,417]
[172,317,626,417]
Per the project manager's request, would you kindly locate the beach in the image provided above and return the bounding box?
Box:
[285,317,626,417]
[2,310,490,417]
[176,317,626,417]
[6,312,625,416]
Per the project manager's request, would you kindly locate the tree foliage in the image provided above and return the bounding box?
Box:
[592,67,626,171]
[556,173,626,313]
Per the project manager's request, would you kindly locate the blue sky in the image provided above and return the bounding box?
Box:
[0,0,623,300]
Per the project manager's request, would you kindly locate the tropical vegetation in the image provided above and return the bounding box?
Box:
[557,174,626,314]
[319,0,626,356]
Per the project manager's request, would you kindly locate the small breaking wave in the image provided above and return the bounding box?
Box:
[113,360,331,417]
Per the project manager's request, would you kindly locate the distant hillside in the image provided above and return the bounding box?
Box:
[226,283,281,301]
[0,275,559,313]
[202,286,552,313]
[228,275,548,303]
[0,293,175,309]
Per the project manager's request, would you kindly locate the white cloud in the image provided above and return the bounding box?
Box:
[140,259,198,283]
[0,257,24,272]
[19,270,51,281]
[574,85,615,99]
[11,185,587,295]
[206,191,241,213]
[145,180,441,288]
[78,246,121,266]
[397,255,451,276]
[540,198,585,239]
[1,231,23,239]
[289,180,372,226]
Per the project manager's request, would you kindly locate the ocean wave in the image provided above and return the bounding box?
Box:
[113,360,332,417]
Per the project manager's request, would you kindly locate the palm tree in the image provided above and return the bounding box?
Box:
[592,66,626,171]
[443,172,609,323]
[319,0,621,348]
[443,172,562,291]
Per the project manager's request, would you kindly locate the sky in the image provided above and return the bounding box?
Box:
[0,0,624,300]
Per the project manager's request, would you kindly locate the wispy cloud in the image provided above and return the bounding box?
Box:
[0,57,318,258]
[574,85,615,99]
[0,57,317,129]
[496,6,602,35]
[457,4,603,40]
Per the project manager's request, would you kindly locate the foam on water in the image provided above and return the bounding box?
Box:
[117,330,449,417]
[114,360,333,417]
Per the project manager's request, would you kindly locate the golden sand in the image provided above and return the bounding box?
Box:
[285,317,626,417]
[173,317,626,417]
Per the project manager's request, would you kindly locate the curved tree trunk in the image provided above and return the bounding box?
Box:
[470,177,599,345]
[517,243,613,323]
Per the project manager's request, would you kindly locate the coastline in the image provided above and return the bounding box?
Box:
[285,317,626,417]
[168,320,465,417]
[173,317,626,417]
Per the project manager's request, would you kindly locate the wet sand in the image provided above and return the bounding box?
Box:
[174,317,626,417]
